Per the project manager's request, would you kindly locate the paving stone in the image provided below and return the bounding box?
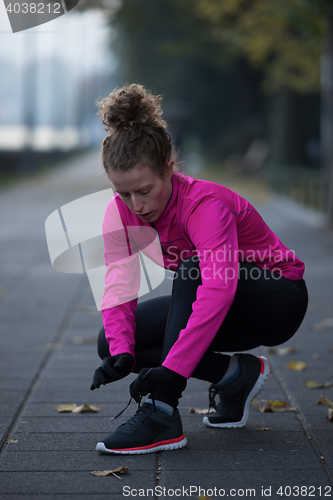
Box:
[1,432,105,452]
[0,380,32,392]
[311,431,333,472]
[0,470,156,495]
[27,388,132,404]
[181,411,303,433]
[21,402,137,418]
[0,356,43,380]
[180,429,312,451]
[0,391,28,418]
[0,417,14,444]
[0,449,156,472]
[160,448,323,471]
[12,416,138,434]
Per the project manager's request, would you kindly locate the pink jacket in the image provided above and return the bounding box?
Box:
[101,173,305,378]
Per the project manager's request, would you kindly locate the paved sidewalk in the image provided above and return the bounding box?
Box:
[0,150,333,499]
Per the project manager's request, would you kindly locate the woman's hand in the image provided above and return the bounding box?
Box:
[90,353,134,390]
[129,365,187,403]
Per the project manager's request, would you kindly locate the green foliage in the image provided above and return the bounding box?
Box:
[188,0,325,93]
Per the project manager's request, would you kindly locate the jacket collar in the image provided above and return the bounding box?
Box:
[154,173,179,224]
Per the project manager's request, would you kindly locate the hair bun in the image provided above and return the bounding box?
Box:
[98,84,166,132]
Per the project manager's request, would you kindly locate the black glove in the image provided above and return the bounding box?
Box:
[129,365,187,404]
[90,353,134,390]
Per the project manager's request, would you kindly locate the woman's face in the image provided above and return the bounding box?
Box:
[109,161,174,224]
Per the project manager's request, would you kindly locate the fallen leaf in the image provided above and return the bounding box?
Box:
[287,360,307,371]
[198,497,212,500]
[317,396,333,409]
[256,427,271,431]
[305,380,333,389]
[268,346,297,356]
[188,408,215,415]
[253,400,296,413]
[267,400,287,408]
[327,408,333,422]
[53,404,78,412]
[4,438,18,444]
[72,404,102,413]
[53,404,102,413]
[305,380,322,388]
[90,466,129,479]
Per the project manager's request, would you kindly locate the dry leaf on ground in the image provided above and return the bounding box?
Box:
[256,427,271,431]
[72,404,101,413]
[4,438,18,444]
[268,347,296,356]
[53,404,78,412]
[53,404,102,413]
[305,380,333,389]
[267,400,287,408]
[90,466,129,479]
[188,408,215,415]
[317,395,333,409]
[317,396,333,422]
[253,400,296,413]
[287,360,307,371]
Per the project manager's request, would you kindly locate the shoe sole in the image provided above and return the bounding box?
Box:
[96,435,187,455]
[203,356,271,429]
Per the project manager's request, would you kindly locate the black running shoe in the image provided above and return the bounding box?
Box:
[203,354,271,428]
[96,402,187,454]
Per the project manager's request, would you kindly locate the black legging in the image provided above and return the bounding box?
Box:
[98,259,308,386]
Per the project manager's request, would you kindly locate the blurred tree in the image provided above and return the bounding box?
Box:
[187,0,324,94]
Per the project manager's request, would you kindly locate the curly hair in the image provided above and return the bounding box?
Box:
[97,84,176,179]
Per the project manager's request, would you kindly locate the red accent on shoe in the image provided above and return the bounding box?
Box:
[106,433,186,452]
[259,357,265,374]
